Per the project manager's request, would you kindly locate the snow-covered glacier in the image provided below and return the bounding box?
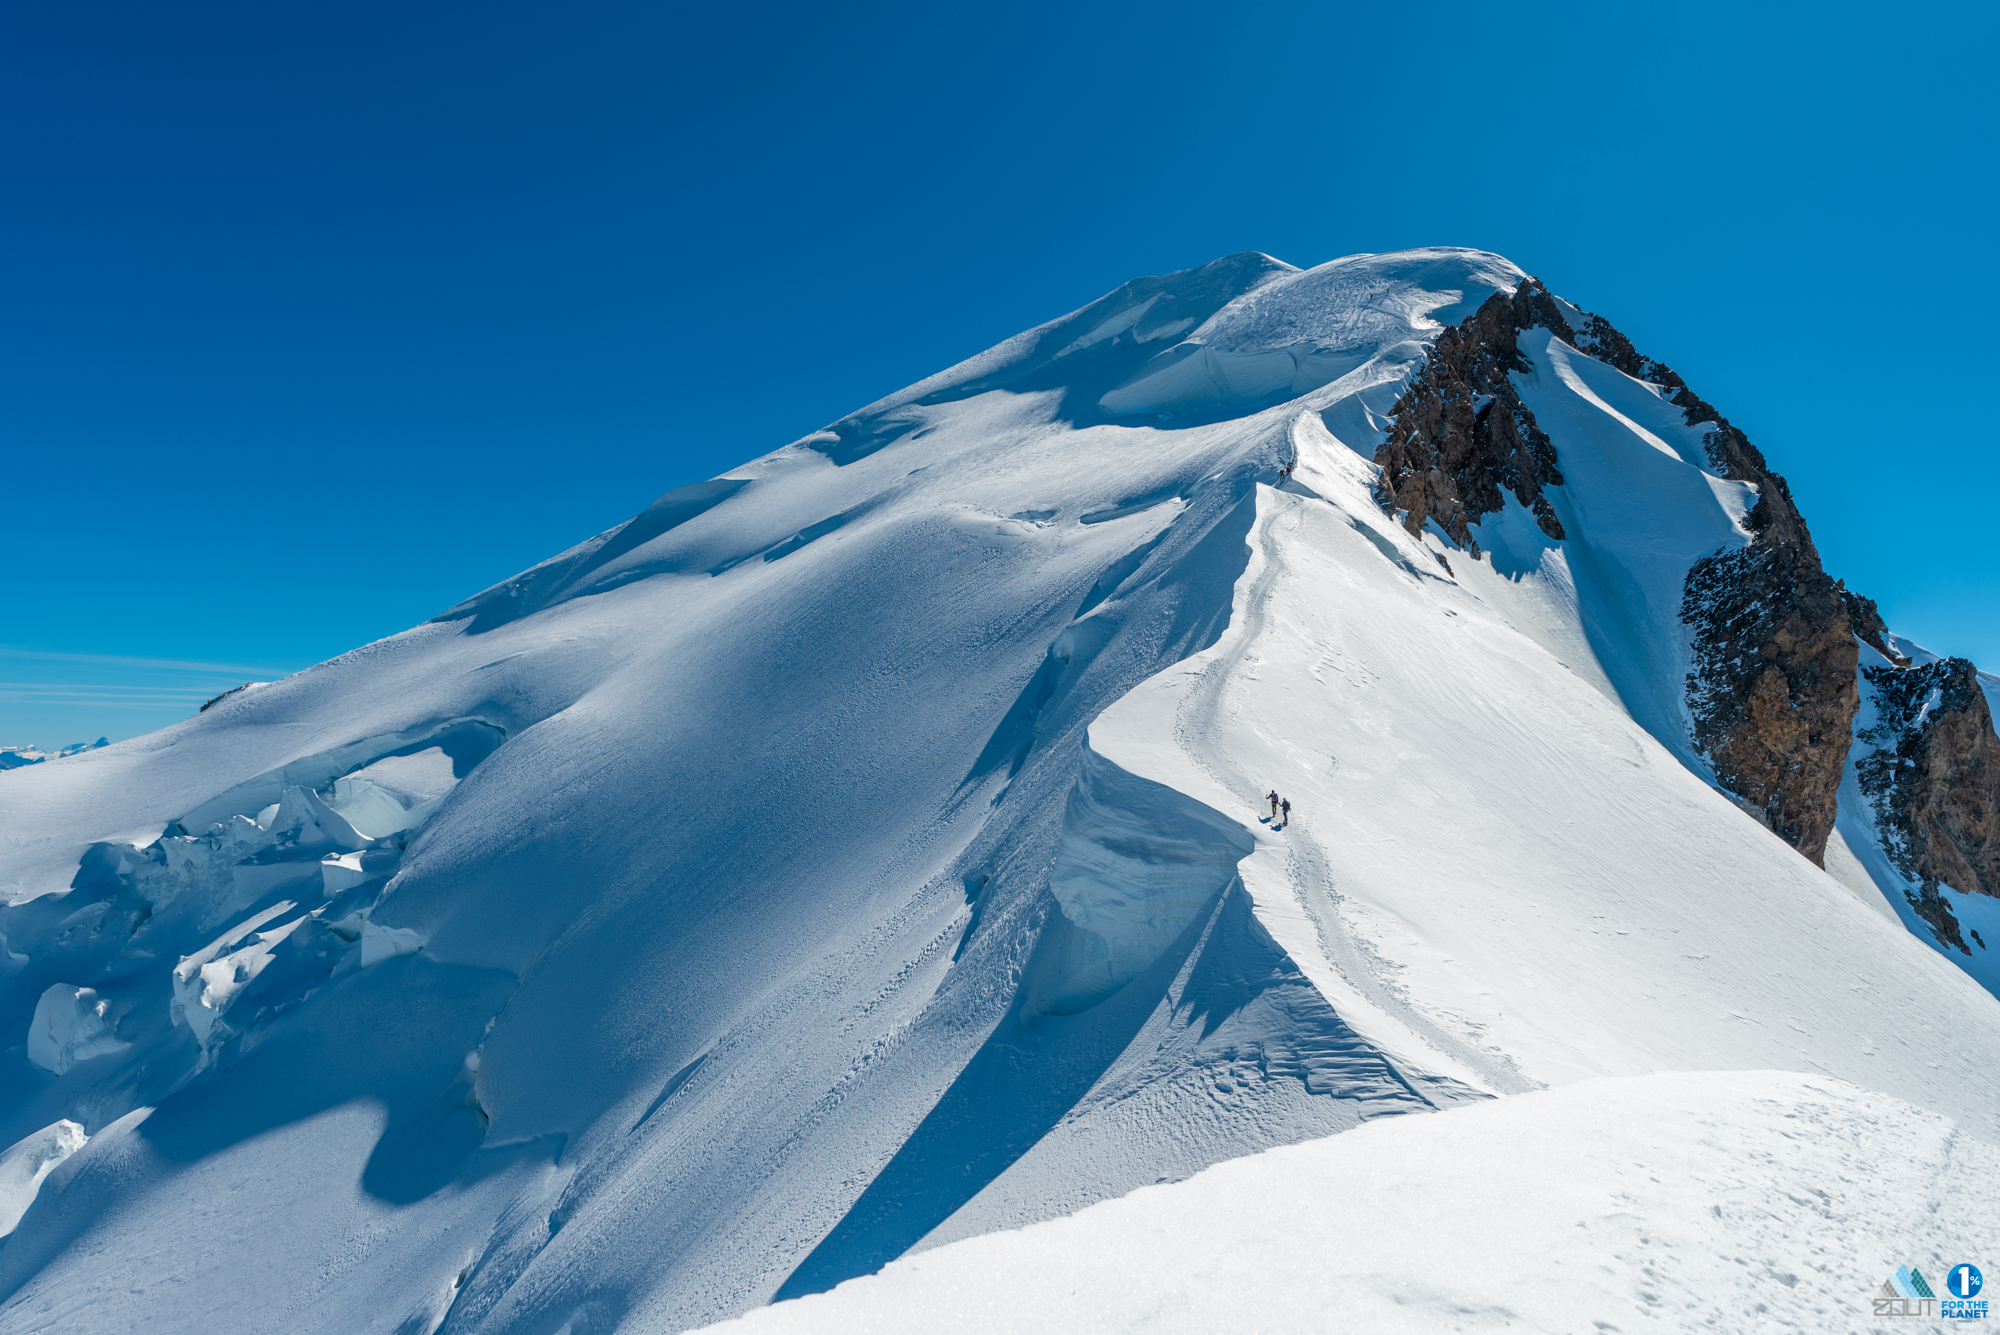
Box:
[2,247,1996,1334]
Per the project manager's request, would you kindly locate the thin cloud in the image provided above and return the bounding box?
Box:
[0,696,209,710]
[0,644,294,677]
[0,701,208,708]
[0,682,224,691]
[0,685,218,703]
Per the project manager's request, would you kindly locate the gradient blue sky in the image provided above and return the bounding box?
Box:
[4,1,1994,744]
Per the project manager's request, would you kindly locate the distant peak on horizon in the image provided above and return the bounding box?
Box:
[0,737,109,770]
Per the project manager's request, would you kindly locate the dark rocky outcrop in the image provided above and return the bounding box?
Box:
[1680,543,1858,865]
[1589,317,2000,877]
[1857,658,2000,952]
[1573,309,1860,867]
[201,684,249,712]
[1841,587,1908,666]
[1571,313,1673,384]
[1373,280,1573,552]
[1379,278,2000,882]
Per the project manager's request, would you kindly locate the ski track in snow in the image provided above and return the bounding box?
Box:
[1172,491,1537,1096]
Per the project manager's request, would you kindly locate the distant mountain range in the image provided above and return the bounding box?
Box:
[0,739,107,771]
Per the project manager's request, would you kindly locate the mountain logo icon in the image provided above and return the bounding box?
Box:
[1874,1266,1939,1318]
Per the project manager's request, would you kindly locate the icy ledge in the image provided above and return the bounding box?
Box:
[0,1120,86,1236]
[1018,746,1253,1016]
[699,1070,1998,1334]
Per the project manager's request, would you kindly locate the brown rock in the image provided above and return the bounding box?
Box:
[1858,657,2000,951]
[1390,280,1866,868]
[1682,541,1859,864]
[1569,305,1862,866]
[1840,586,1907,665]
[1374,281,1569,550]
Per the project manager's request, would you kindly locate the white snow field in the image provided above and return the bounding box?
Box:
[698,1070,2000,1335]
[0,248,1994,1334]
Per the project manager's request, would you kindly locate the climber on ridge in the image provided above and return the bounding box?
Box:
[1280,797,1291,825]
[1267,790,1280,820]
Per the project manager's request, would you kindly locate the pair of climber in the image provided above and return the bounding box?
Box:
[1265,790,1291,824]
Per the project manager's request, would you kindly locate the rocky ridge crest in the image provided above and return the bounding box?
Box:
[1557,303,2000,894]
[1572,307,1860,865]
[1377,283,1859,866]
[1567,307,1862,869]
[1841,588,1908,666]
[1372,280,1571,554]
[1857,658,2000,952]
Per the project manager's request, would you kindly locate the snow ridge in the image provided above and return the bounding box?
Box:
[701,1071,2000,1335]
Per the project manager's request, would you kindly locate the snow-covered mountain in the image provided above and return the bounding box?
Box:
[0,740,107,772]
[2,247,1995,1334]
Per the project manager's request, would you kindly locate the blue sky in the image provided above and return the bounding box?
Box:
[3,1,1994,744]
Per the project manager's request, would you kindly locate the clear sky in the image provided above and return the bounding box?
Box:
[3,1,1994,744]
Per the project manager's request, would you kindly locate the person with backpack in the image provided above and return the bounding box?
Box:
[1279,797,1291,825]
[1267,790,1280,820]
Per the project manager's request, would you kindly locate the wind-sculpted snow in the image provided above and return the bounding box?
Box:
[0,1120,83,1237]
[434,478,752,631]
[1,247,1997,1334]
[0,714,506,1168]
[809,250,1300,466]
[1098,248,1520,419]
[26,988,126,1075]
[1025,747,1253,1015]
[703,1071,2000,1335]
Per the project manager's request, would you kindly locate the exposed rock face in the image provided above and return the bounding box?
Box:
[1380,281,1999,878]
[1841,588,1907,666]
[1570,309,1860,866]
[1373,280,1572,551]
[1679,540,1858,865]
[1857,658,2000,952]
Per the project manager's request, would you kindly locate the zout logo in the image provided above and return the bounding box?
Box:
[1947,1265,1984,1300]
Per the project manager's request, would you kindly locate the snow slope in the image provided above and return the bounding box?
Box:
[700,1070,2000,1335]
[0,247,1994,1334]
[1082,429,1994,1107]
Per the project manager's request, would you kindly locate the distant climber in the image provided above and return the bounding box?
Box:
[1267,790,1280,819]
[1279,797,1291,824]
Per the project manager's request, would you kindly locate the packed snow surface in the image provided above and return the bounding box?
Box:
[0,247,1993,1334]
[699,1070,1999,1335]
